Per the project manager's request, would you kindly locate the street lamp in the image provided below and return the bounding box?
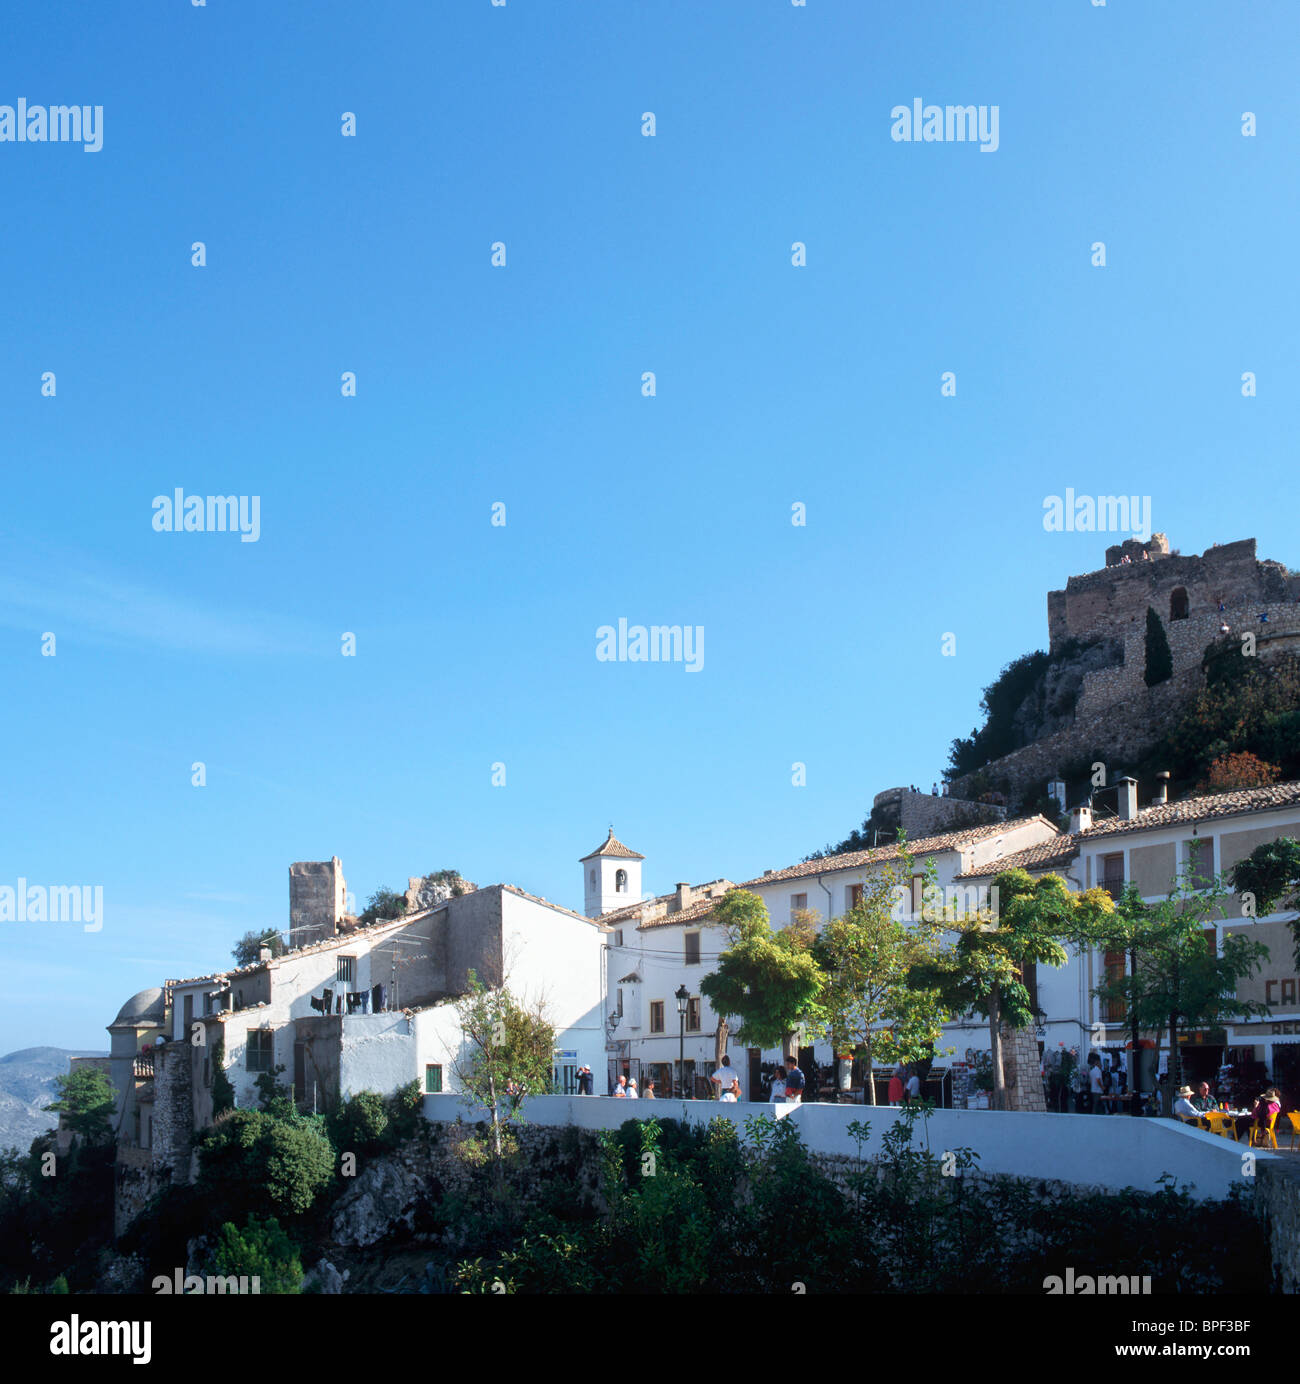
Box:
[675,985,690,1100]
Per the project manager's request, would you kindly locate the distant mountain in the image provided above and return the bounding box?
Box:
[0,1047,108,1153]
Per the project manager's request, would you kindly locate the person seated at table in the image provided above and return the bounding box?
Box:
[1172,1085,1203,1122]
[1234,1087,1282,1140]
[1190,1081,1219,1114]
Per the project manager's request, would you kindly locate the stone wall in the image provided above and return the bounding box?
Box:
[1047,538,1296,653]
[1074,600,1300,720]
[1001,1024,1046,1113]
[289,858,347,949]
[872,787,1007,839]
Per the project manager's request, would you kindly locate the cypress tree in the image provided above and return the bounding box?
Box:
[1144,606,1173,686]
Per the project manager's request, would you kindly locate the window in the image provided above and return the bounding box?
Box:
[790,892,808,916]
[1100,853,1125,900]
[615,869,628,893]
[684,931,701,965]
[616,988,624,1017]
[182,994,193,1032]
[590,869,596,886]
[614,929,624,947]
[336,956,356,985]
[650,1000,665,1033]
[424,1064,443,1094]
[1170,587,1189,621]
[686,997,701,1032]
[847,883,863,911]
[1182,837,1215,890]
[246,1028,274,1073]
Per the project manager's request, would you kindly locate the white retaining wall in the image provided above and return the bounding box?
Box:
[422,1093,1276,1202]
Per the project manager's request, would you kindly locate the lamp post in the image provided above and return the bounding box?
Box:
[675,984,689,1100]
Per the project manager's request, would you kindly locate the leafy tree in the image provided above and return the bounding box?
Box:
[231,928,287,967]
[196,1110,335,1222]
[209,1214,303,1294]
[453,972,556,1166]
[211,1039,236,1117]
[43,1066,116,1143]
[358,888,408,926]
[699,891,823,1058]
[1196,751,1281,795]
[911,870,1114,1110]
[330,1091,388,1154]
[809,855,948,1103]
[254,1065,294,1120]
[1094,872,1270,1115]
[946,649,1051,776]
[1144,606,1173,687]
[1230,836,1300,967]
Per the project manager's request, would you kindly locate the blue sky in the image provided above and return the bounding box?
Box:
[2,1,1296,1053]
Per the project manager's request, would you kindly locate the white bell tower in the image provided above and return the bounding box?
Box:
[580,827,645,918]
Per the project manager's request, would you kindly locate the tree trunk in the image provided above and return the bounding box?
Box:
[1167,1008,1181,1118]
[1129,944,1141,1117]
[863,1034,875,1105]
[715,1020,729,1068]
[988,985,1006,1111]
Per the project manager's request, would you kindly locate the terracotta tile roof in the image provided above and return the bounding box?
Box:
[579,829,645,862]
[600,879,735,925]
[1080,781,1300,841]
[736,817,1055,889]
[956,836,1080,880]
[637,895,727,931]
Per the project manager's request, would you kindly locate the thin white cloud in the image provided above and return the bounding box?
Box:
[0,538,316,656]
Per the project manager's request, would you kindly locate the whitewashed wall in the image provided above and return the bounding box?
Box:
[424,1093,1270,1201]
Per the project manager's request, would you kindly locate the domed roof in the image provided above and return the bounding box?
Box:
[111,987,166,1027]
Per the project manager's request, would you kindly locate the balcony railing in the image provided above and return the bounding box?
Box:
[133,1053,155,1078]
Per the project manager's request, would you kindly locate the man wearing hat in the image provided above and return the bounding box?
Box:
[1172,1085,1204,1124]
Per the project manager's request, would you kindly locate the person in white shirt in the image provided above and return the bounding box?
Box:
[626,1079,639,1099]
[904,1072,921,1102]
[711,1055,742,1102]
[1172,1085,1202,1122]
[1088,1057,1105,1113]
[613,1074,627,1098]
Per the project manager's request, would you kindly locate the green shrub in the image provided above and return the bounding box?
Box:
[210,1215,303,1294]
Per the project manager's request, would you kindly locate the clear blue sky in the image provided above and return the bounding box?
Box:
[2,1,1296,1053]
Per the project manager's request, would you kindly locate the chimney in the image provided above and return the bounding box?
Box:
[1154,771,1170,805]
[1068,804,1092,835]
[674,882,692,913]
[1117,777,1138,821]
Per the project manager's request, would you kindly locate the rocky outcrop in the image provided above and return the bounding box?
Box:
[330,1158,425,1247]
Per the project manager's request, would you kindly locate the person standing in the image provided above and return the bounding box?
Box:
[711,1054,741,1102]
[769,1066,787,1104]
[784,1055,806,1105]
[644,1080,656,1099]
[887,1069,904,1107]
[904,1069,921,1104]
[613,1074,628,1098]
[626,1079,639,1099]
[1088,1055,1105,1114]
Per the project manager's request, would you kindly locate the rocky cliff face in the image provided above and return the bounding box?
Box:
[1008,637,1123,748]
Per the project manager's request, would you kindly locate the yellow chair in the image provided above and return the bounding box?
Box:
[1287,1111,1300,1152]
[1251,1110,1279,1150]
[1203,1111,1238,1142]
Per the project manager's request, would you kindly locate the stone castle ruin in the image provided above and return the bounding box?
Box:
[947,536,1300,808]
